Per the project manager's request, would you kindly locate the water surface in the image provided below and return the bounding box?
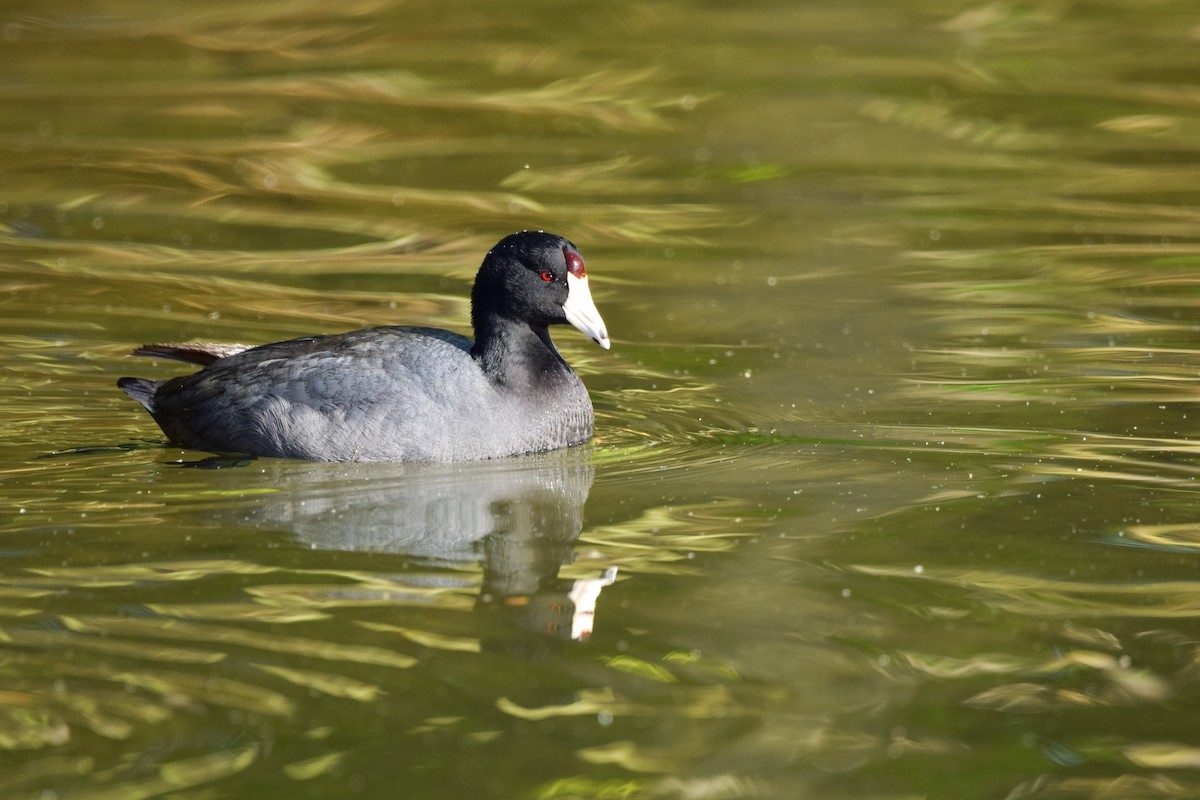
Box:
[5,2,1200,798]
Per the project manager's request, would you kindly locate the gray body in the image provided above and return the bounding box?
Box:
[119,326,593,462]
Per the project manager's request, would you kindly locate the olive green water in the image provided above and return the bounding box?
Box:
[5,1,1200,798]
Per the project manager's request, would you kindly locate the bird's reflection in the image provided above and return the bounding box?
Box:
[222,447,615,645]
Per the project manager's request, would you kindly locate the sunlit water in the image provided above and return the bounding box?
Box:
[5,1,1200,798]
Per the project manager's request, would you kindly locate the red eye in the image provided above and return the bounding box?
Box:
[540,271,555,282]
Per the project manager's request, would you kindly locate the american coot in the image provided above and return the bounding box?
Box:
[117,231,610,462]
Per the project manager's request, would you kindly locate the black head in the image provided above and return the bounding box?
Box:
[471,231,609,348]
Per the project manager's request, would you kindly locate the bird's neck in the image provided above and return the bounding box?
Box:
[471,316,571,387]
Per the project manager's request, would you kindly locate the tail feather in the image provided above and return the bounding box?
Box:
[132,342,250,366]
[116,377,163,412]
